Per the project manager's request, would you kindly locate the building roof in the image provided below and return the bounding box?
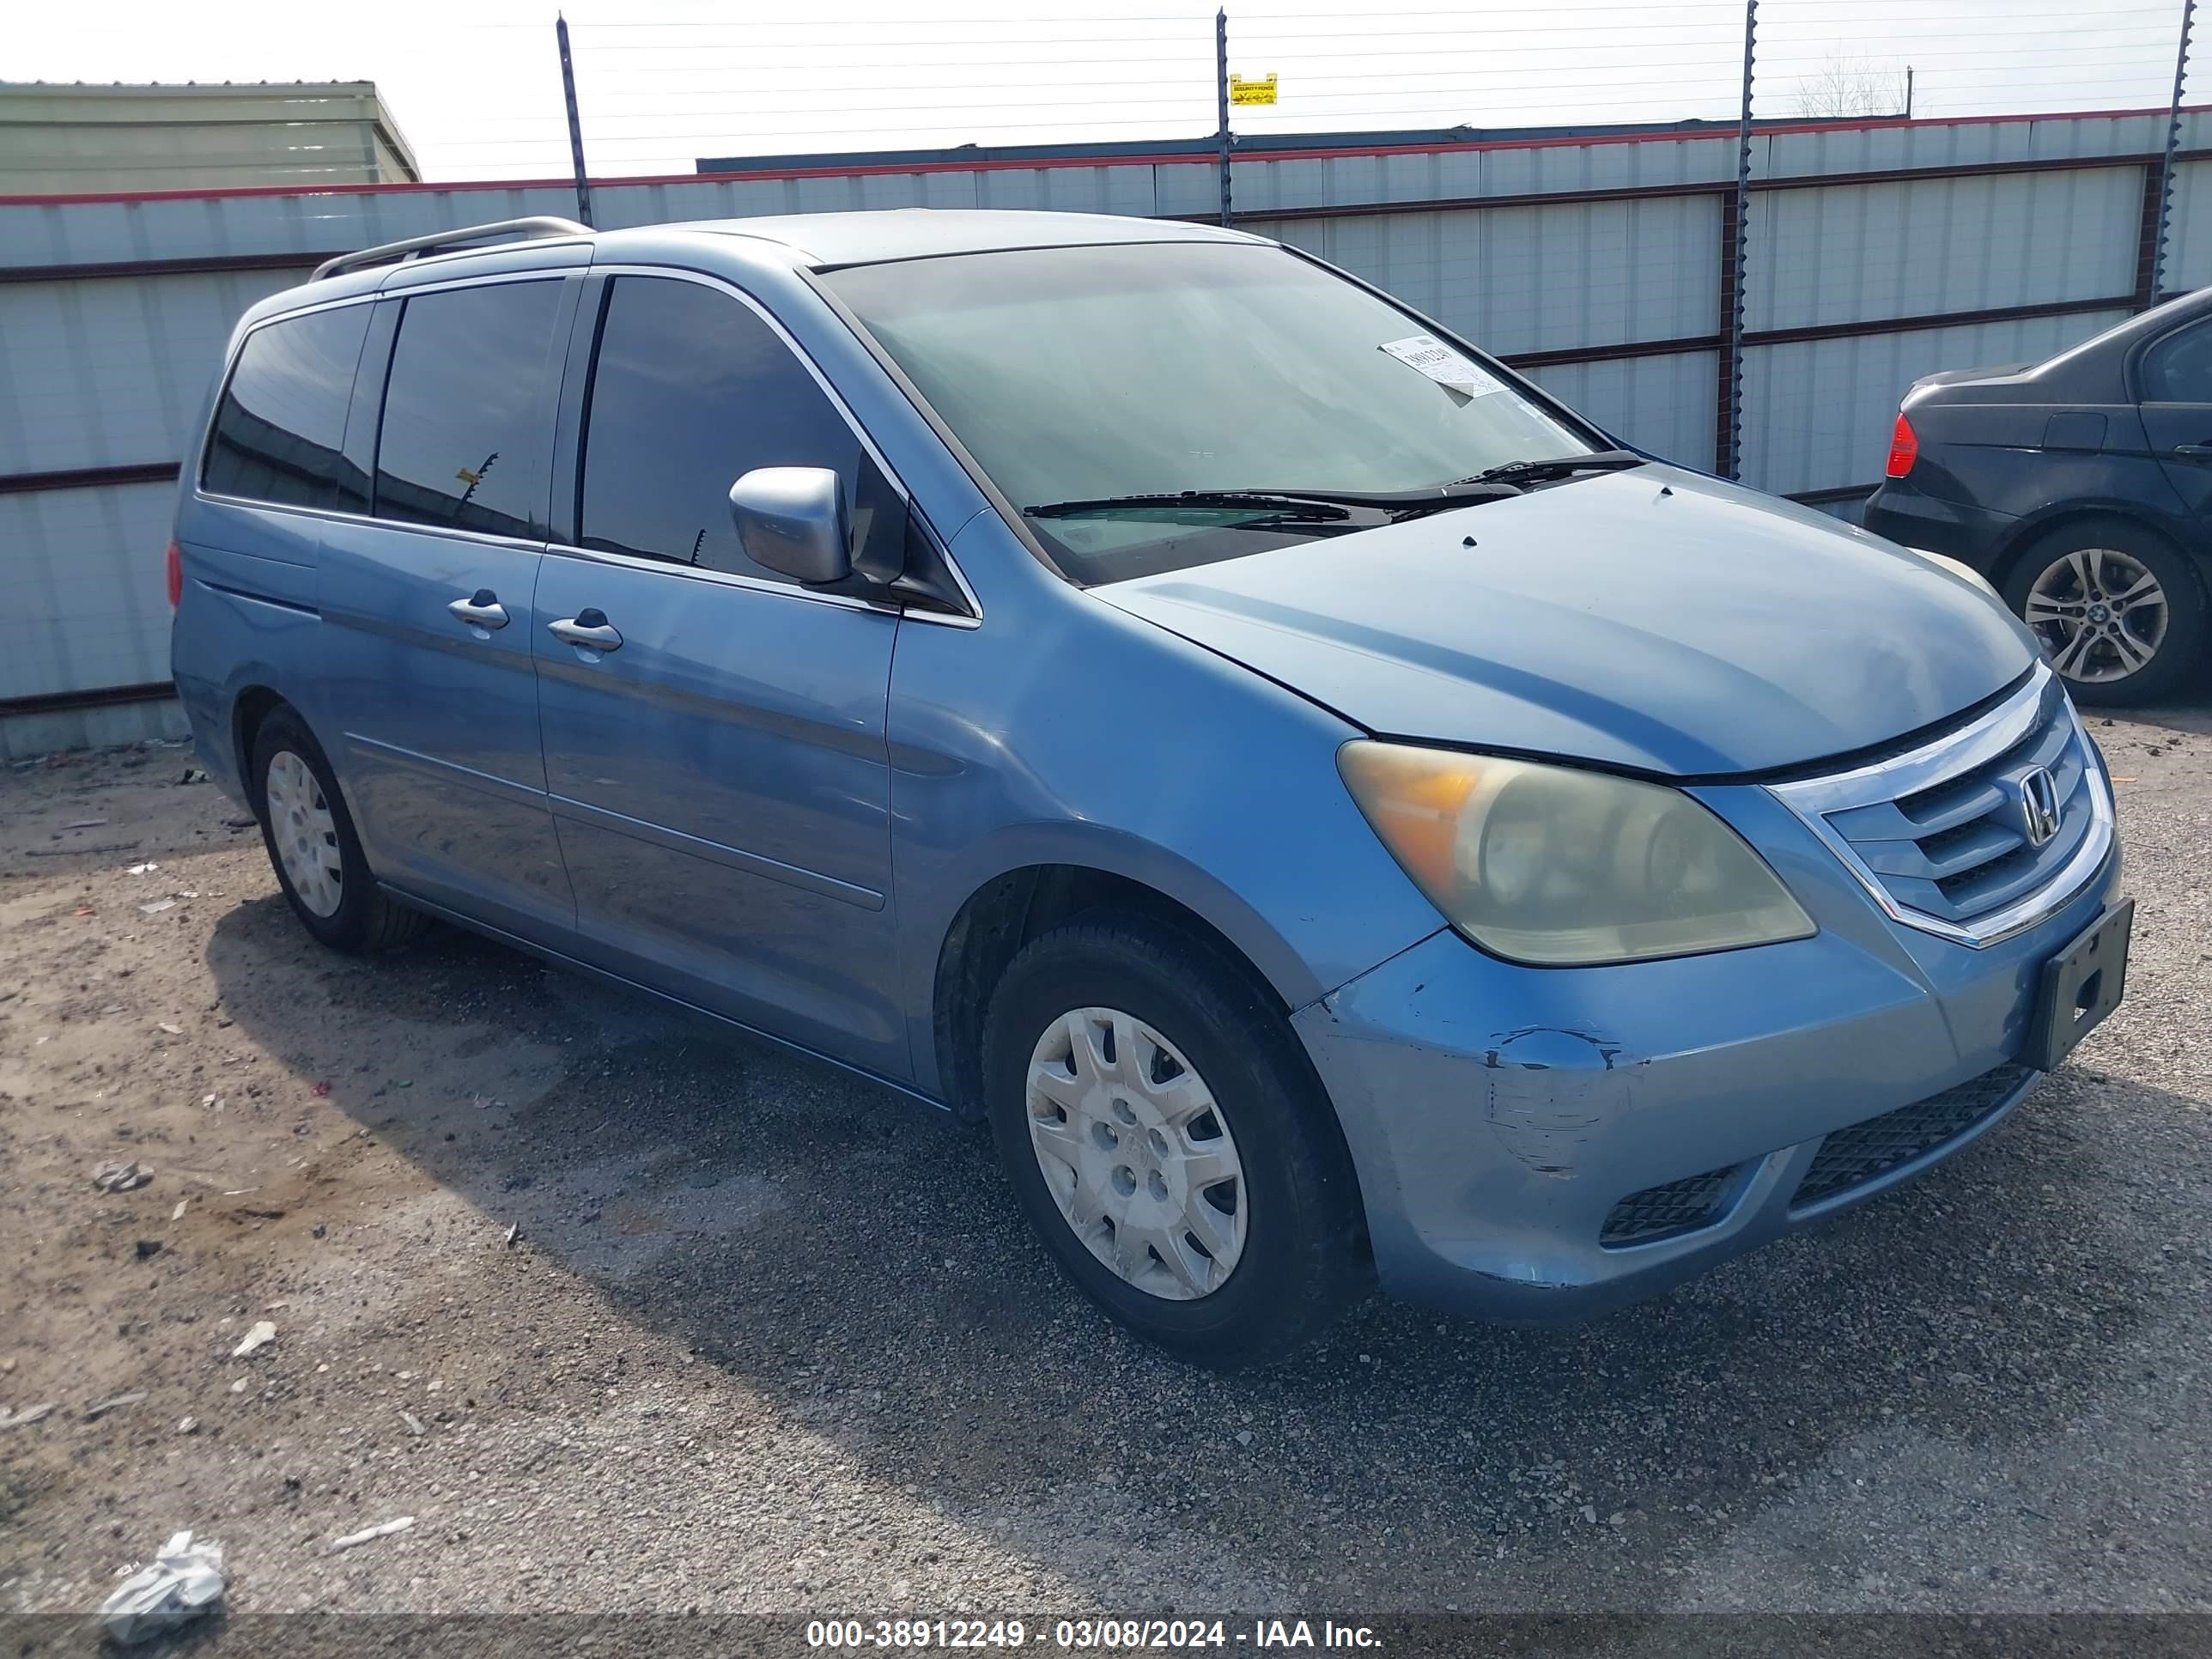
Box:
[0,80,421,188]
[694,115,1779,176]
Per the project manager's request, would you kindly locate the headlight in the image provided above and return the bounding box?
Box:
[1337,742,1815,966]
[1907,545,2000,599]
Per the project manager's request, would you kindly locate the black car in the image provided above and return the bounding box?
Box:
[1863,289,2212,705]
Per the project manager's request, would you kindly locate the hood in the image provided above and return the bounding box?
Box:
[1097,465,2038,777]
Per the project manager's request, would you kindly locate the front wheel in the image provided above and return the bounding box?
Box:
[2002,520,2208,706]
[981,917,1368,1367]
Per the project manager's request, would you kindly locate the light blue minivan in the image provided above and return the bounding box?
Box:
[171,210,2129,1364]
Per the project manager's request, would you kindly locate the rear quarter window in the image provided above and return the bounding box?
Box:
[2140,321,2212,401]
[201,305,373,511]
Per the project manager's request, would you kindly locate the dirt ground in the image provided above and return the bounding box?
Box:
[2,705,2209,1632]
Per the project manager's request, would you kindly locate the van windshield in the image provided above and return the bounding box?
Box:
[820,241,1595,583]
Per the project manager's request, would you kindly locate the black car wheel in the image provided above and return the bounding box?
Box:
[2002,519,2208,707]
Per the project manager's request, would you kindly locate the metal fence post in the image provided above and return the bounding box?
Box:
[556,14,595,228]
[1717,0,1757,482]
[2154,0,2197,303]
[1216,9,1233,228]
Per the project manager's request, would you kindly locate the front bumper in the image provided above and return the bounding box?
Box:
[1294,785,2121,1323]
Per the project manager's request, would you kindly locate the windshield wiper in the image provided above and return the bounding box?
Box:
[1024,490,1354,521]
[1454,448,1648,489]
[1024,482,1522,522]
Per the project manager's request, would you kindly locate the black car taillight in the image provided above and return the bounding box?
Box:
[1885,412,1919,477]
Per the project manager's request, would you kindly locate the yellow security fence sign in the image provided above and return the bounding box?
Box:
[1230,74,1278,106]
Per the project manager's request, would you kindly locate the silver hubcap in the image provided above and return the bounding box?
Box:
[1024,1006,1248,1301]
[264,750,343,917]
[2024,548,2167,684]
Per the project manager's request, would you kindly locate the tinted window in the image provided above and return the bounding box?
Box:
[203,306,371,510]
[374,282,562,538]
[578,276,868,581]
[2142,322,2212,401]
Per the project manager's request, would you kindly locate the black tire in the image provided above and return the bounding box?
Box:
[2001,518,2209,707]
[249,707,427,953]
[981,915,1368,1367]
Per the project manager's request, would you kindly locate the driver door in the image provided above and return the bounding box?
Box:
[532,271,908,1079]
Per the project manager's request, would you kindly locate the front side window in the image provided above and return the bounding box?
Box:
[576,275,875,583]
[374,281,563,540]
[202,305,371,511]
[820,241,1595,583]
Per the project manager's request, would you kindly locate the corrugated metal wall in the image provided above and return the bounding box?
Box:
[1741,312,2136,498]
[3,106,2204,752]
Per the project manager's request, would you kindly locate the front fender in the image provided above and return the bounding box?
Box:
[885,517,1449,1098]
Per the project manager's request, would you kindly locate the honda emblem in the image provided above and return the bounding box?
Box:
[2018,767,2062,848]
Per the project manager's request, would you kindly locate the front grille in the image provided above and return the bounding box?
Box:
[1826,683,2088,925]
[1601,1164,1738,1247]
[1790,1062,2034,1209]
[1769,670,2107,944]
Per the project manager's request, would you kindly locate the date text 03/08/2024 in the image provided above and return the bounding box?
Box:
[805,1619,1383,1649]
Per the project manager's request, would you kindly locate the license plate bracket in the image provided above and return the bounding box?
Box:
[2027,898,2132,1073]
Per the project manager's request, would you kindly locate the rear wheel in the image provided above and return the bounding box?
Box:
[250,708,426,953]
[981,916,1367,1367]
[2002,520,2207,706]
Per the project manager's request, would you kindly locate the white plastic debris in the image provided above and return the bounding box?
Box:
[0,1403,56,1429]
[98,1529,225,1646]
[93,1161,153,1194]
[85,1391,148,1420]
[330,1516,415,1552]
[397,1409,426,1437]
[125,862,161,876]
[230,1321,276,1359]
[171,1200,189,1221]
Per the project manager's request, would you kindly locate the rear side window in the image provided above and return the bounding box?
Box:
[202,306,372,511]
[2141,322,2212,402]
[374,281,563,540]
[576,275,869,582]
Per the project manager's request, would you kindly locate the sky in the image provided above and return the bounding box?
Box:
[9,0,2194,182]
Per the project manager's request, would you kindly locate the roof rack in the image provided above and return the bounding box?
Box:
[310,216,590,284]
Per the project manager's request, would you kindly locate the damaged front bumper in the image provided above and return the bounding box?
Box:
[1291,785,2122,1324]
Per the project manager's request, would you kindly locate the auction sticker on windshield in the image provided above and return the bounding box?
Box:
[1378,334,1502,398]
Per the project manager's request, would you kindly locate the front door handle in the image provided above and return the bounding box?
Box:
[2171,443,2212,459]
[447,589,508,629]
[548,608,623,652]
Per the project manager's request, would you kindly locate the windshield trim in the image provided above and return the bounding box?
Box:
[802,241,1617,588]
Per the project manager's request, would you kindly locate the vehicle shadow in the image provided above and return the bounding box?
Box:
[204,891,2196,1609]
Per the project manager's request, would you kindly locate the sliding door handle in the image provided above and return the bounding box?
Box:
[447,589,508,629]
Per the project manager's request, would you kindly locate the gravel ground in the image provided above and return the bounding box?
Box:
[1,704,2208,1632]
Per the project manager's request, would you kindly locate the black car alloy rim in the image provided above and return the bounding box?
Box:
[2023,547,2167,683]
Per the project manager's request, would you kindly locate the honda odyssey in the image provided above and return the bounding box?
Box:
[170,210,2130,1364]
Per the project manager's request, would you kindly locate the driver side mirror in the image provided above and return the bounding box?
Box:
[727,466,851,585]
